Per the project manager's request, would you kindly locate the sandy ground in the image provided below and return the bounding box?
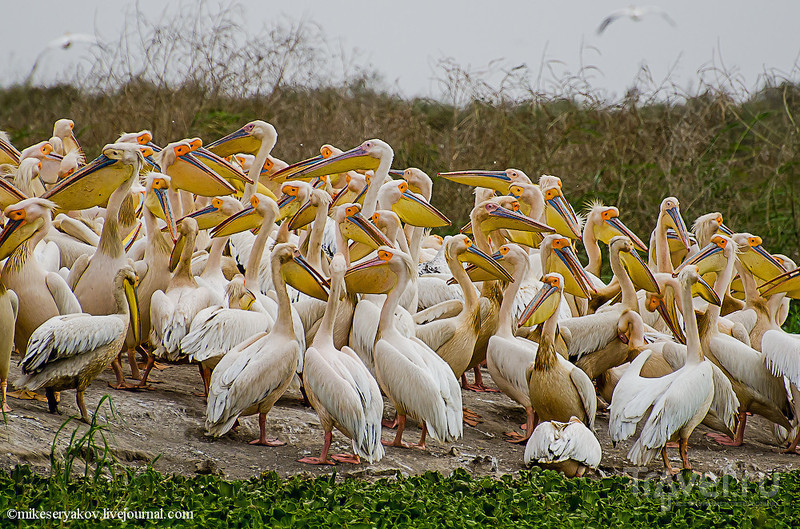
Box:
[1,358,798,482]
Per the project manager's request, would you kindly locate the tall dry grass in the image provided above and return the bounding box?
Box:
[0,2,798,263]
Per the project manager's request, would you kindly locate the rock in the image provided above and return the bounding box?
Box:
[195,459,224,477]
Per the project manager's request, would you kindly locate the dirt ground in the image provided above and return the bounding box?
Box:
[1,358,798,482]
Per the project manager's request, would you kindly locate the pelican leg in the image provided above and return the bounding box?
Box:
[382,414,410,448]
[1,380,9,412]
[127,349,141,380]
[462,365,500,392]
[409,423,428,450]
[504,407,534,443]
[463,407,483,427]
[248,412,285,446]
[707,411,746,446]
[109,356,138,389]
[137,352,156,388]
[661,447,679,475]
[76,390,89,424]
[331,453,361,464]
[193,364,208,397]
[45,387,60,415]
[575,465,587,478]
[679,438,692,470]
[297,430,335,465]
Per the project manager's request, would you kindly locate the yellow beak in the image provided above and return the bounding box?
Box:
[282,249,330,301]
[124,276,141,344]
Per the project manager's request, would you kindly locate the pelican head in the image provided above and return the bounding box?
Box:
[211,193,278,238]
[508,182,544,217]
[272,243,330,301]
[206,120,277,158]
[335,203,392,248]
[180,195,243,231]
[678,234,734,276]
[344,246,413,295]
[541,234,596,298]
[287,187,332,230]
[518,273,564,327]
[19,141,53,161]
[276,181,313,221]
[284,139,391,181]
[116,130,153,145]
[437,167,529,194]
[378,179,450,228]
[471,200,553,234]
[141,173,177,241]
[42,142,143,211]
[692,212,733,248]
[156,140,235,197]
[659,197,690,249]
[447,234,513,282]
[118,264,140,344]
[0,198,56,259]
[399,167,433,199]
[612,234,660,293]
[586,202,647,250]
[731,232,786,283]
[540,175,582,240]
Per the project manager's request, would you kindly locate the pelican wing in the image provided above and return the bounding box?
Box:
[525,421,601,467]
[46,272,82,315]
[414,299,464,325]
[415,317,458,354]
[182,306,273,362]
[628,363,713,465]
[567,360,598,429]
[412,336,463,441]
[22,314,125,374]
[763,329,800,388]
[560,310,619,360]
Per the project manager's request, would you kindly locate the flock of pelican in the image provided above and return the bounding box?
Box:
[1,118,800,477]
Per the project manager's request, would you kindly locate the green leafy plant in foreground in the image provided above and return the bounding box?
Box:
[2,405,798,528]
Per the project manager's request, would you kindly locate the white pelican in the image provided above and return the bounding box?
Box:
[206,243,324,445]
[485,243,540,442]
[650,197,690,273]
[150,217,221,361]
[0,198,81,354]
[524,417,602,477]
[299,254,384,465]
[345,247,462,449]
[597,5,676,34]
[609,266,714,473]
[15,264,138,423]
[110,173,177,389]
[415,234,512,380]
[0,284,18,411]
[582,202,647,277]
[519,273,597,429]
[691,235,792,446]
[68,143,142,317]
[205,120,278,200]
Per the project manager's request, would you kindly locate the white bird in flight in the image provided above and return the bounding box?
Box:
[46,32,102,50]
[597,5,676,35]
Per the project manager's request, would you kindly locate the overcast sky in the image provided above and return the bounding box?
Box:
[4,1,799,100]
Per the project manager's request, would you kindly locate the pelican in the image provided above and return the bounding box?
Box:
[524,417,602,477]
[205,120,278,200]
[609,266,714,474]
[437,168,531,194]
[15,264,138,423]
[299,254,384,464]
[692,235,792,446]
[69,143,142,317]
[597,5,676,34]
[205,243,323,445]
[582,202,647,277]
[485,244,540,442]
[51,118,82,156]
[345,247,462,449]
[150,217,221,361]
[0,198,81,354]
[415,235,512,380]
[650,197,690,273]
[111,173,177,389]
[519,273,597,429]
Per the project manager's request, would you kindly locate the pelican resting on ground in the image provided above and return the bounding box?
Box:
[14,264,139,423]
[524,417,602,477]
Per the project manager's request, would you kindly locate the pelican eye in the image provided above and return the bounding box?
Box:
[62,168,75,177]
[499,246,510,255]
[250,196,260,208]
[190,138,203,149]
[545,189,558,200]
[716,215,723,224]
[174,145,189,156]
[244,123,255,132]
[140,146,154,157]
[553,238,570,249]
[8,209,25,221]
[321,146,333,158]
[36,162,42,171]
[509,185,523,196]
[711,235,726,248]
[284,185,298,196]
[153,178,167,189]
[464,238,473,247]
[548,276,560,287]
[68,122,74,130]
[42,144,52,155]
[212,198,222,208]
[601,209,617,220]
[510,201,520,212]
[138,132,152,144]
[372,213,380,222]
[345,174,352,184]
[378,250,392,261]
[346,206,359,216]
[556,179,562,188]
[398,181,408,193]
[748,236,762,247]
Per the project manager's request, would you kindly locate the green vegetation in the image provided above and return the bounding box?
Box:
[3,464,799,527]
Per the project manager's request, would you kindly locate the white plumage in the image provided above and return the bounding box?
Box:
[524,418,602,469]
